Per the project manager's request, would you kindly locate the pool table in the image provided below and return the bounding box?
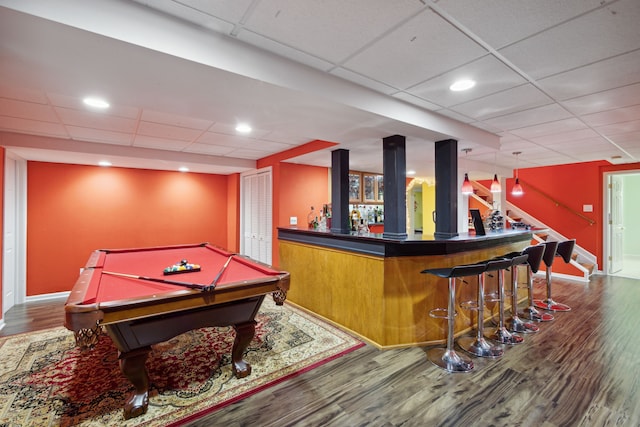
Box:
[64,243,290,420]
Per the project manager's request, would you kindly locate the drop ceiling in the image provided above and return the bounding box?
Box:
[0,0,639,178]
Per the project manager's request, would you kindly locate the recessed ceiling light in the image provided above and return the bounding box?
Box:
[98,160,112,167]
[235,123,252,133]
[178,166,189,172]
[407,170,416,175]
[83,97,110,109]
[449,79,476,92]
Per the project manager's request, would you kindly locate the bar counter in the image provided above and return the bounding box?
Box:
[278,227,534,349]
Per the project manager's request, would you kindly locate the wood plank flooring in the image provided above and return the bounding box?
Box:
[2,274,638,426]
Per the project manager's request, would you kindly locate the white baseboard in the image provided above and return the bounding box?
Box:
[25,291,70,303]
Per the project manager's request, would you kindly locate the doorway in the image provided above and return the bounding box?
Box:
[240,167,273,265]
[604,170,640,279]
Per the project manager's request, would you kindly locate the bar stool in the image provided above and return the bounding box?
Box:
[518,244,554,322]
[485,258,524,345]
[534,240,574,312]
[421,263,487,373]
[504,253,539,334]
[458,259,505,359]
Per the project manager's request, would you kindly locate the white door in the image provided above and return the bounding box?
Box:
[241,169,272,265]
[609,174,624,274]
[2,154,26,314]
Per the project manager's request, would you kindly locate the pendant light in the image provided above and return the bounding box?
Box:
[460,148,474,195]
[512,151,524,196]
[490,152,501,193]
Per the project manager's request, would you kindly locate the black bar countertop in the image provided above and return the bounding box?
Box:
[278,227,536,257]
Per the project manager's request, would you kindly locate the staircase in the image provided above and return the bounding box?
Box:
[469,182,596,283]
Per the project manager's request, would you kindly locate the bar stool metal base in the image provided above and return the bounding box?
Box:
[427,348,474,373]
[506,316,539,333]
[458,336,504,358]
[533,298,571,312]
[519,306,554,322]
[486,327,524,345]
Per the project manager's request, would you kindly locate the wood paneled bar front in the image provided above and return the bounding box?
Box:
[278,227,533,349]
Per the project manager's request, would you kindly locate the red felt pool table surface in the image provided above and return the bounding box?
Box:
[79,243,282,304]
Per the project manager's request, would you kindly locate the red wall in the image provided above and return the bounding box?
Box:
[506,160,640,268]
[278,163,329,229]
[27,162,230,296]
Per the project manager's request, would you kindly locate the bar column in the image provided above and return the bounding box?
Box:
[330,149,351,234]
[382,135,408,240]
[434,139,458,238]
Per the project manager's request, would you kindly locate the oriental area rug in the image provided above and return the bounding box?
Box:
[0,299,363,426]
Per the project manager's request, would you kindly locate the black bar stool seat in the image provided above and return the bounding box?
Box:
[421,263,487,373]
[534,240,574,312]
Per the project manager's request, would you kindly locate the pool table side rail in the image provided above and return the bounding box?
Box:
[65,269,290,327]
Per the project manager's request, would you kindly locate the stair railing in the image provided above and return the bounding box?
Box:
[518,179,595,226]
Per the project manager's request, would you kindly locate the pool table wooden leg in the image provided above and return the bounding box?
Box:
[119,346,151,420]
[232,321,256,378]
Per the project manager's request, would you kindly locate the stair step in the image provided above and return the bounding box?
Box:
[580,262,596,275]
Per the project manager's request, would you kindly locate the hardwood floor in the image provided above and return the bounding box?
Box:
[2,274,639,426]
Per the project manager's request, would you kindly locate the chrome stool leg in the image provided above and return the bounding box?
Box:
[459,269,504,358]
[486,260,524,345]
[506,256,539,333]
[520,265,554,322]
[427,276,474,372]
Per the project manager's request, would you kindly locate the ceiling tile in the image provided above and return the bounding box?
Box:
[0,116,69,138]
[226,147,271,160]
[530,128,600,145]
[0,84,48,104]
[435,0,611,49]
[183,142,237,156]
[236,30,335,71]
[0,98,58,122]
[342,9,488,89]
[137,121,204,141]
[499,0,640,80]
[450,84,552,120]
[595,119,640,137]
[47,93,140,119]
[66,126,132,145]
[484,104,573,131]
[242,0,423,63]
[140,110,213,130]
[609,131,640,146]
[581,104,640,127]
[510,118,588,140]
[538,49,640,101]
[563,83,640,116]
[409,55,526,107]
[133,134,192,151]
[55,107,138,133]
[132,0,245,34]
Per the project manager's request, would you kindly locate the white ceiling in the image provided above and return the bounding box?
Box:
[1,0,639,178]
